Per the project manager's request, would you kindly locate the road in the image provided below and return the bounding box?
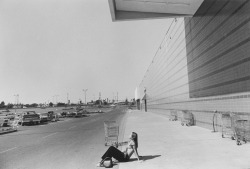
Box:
[0,107,128,169]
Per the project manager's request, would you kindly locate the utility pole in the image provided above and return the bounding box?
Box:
[53,95,59,105]
[14,94,18,112]
[67,93,69,105]
[52,96,54,104]
[117,92,118,103]
[99,92,101,105]
[17,94,19,106]
[144,88,147,112]
[83,89,88,105]
[56,95,59,104]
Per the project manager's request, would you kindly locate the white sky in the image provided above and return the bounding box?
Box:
[0,0,170,104]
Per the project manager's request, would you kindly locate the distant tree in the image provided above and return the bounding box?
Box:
[49,102,54,107]
[31,103,38,107]
[0,101,5,108]
[103,100,108,105]
[125,99,128,105]
[57,102,66,107]
[7,103,13,109]
[24,104,30,107]
[95,100,102,105]
[1,101,5,106]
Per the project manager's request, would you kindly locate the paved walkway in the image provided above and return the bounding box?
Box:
[119,110,250,169]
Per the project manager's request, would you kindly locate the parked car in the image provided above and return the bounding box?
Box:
[0,118,9,127]
[66,111,76,117]
[75,111,84,117]
[61,112,68,117]
[56,112,62,118]
[38,112,49,123]
[19,111,40,126]
[48,111,59,122]
[5,113,16,120]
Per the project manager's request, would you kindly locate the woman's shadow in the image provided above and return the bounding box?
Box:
[127,155,161,162]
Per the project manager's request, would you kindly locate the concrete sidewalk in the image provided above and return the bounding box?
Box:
[119,110,250,169]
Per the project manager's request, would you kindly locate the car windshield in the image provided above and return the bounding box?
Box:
[24,111,35,115]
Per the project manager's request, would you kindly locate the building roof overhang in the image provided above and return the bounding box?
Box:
[108,0,204,21]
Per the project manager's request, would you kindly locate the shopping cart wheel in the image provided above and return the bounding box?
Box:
[222,134,224,138]
[231,136,235,140]
[105,143,107,146]
[237,141,241,146]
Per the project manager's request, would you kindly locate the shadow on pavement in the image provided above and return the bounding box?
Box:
[128,155,161,162]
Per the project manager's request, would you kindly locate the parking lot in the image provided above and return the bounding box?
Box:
[0,106,113,135]
[0,106,127,169]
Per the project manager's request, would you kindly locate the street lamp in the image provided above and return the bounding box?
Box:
[83,89,88,105]
[14,94,19,112]
[144,87,147,112]
[53,95,59,106]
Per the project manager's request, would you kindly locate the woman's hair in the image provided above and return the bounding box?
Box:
[131,132,138,149]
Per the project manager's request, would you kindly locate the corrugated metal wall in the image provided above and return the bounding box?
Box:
[139,0,250,130]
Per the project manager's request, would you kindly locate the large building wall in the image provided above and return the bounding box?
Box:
[186,0,250,98]
[139,0,250,130]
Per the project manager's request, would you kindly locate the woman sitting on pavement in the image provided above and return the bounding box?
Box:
[96,132,141,167]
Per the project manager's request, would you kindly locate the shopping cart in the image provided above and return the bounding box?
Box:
[169,110,178,121]
[10,119,19,131]
[220,112,235,140]
[181,110,194,126]
[104,121,119,147]
[231,113,250,145]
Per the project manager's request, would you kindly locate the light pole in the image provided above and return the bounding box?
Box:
[14,94,18,112]
[53,95,59,106]
[144,88,147,112]
[67,93,69,104]
[83,89,88,105]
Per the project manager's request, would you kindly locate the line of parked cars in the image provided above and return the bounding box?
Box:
[60,110,87,118]
[17,111,60,126]
[0,108,90,128]
[17,110,88,126]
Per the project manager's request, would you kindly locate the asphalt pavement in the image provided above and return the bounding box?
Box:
[0,107,128,169]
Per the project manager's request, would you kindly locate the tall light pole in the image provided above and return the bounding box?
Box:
[56,95,59,104]
[83,89,88,105]
[67,93,69,105]
[53,95,59,106]
[144,87,147,112]
[117,92,118,103]
[52,96,54,104]
[14,94,18,112]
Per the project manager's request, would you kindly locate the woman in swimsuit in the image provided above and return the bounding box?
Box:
[96,132,140,167]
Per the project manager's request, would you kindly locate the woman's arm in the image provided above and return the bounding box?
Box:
[112,141,128,147]
[119,141,128,146]
[132,146,140,161]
